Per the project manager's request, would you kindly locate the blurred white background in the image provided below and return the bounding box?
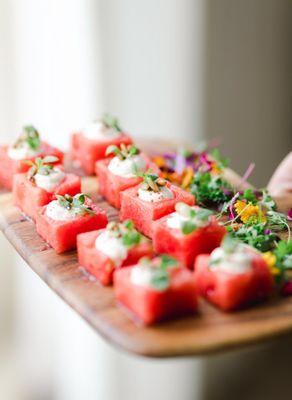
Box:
[0,1,292,399]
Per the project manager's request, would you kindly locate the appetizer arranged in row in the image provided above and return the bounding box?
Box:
[0,125,63,189]
[77,220,153,285]
[194,237,273,311]
[36,194,107,253]
[13,156,81,220]
[71,114,132,175]
[119,173,194,238]
[114,255,198,325]
[96,144,160,209]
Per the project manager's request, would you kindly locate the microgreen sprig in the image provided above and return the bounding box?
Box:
[105,143,139,160]
[106,220,142,248]
[13,125,41,151]
[25,156,59,180]
[139,255,178,291]
[174,202,213,235]
[227,223,277,252]
[138,171,167,193]
[56,194,94,216]
[100,113,122,132]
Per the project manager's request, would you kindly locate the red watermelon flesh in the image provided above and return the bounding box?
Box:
[70,132,132,175]
[13,172,81,221]
[0,142,64,190]
[77,230,153,285]
[114,266,198,325]
[194,254,273,311]
[96,154,161,209]
[119,183,195,238]
[153,215,226,269]
[36,200,108,254]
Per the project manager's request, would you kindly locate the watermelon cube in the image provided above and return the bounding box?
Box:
[153,207,226,269]
[0,142,63,190]
[114,256,198,325]
[36,195,108,253]
[70,131,132,175]
[13,172,81,221]
[194,246,273,311]
[119,182,195,238]
[96,153,160,209]
[77,224,153,285]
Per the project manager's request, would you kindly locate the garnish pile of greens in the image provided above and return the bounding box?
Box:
[138,255,178,291]
[25,156,59,181]
[13,125,41,151]
[100,113,122,132]
[174,202,213,235]
[190,172,233,209]
[272,240,292,285]
[106,220,142,248]
[227,223,277,252]
[222,188,290,250]
[106,144,139,160]
[56,194,94,216]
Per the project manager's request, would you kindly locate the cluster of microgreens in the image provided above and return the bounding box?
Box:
[100,113,122,132]
[219,188,291,251]
[106,220,142,248]
[56,194,94,216]
[138,255,178,291]
[190,172,233,209]
[13,125,40,151]
[137,171,167,193]
[175,202,213,235]
[105,143,139,160]
[25,156,59,181]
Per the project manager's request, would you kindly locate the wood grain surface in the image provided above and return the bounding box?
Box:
[0,149,292,358]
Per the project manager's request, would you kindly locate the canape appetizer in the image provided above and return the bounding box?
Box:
[153,202,226,269]
[71,114,132,175]
[119,173,195,238]
[194,237,273,311]
[13,156,81,221]
[77,220,153,285]
[0,125,64,190]
[114,255,197,325]
[96,144,160,209]
[36,194,107,253]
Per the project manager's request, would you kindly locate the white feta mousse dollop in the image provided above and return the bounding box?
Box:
[8,141,39,160]
[95,230,128,265]
[166,208,209,230]
[45,200,78,221]
[131,264,155,287]
[209,244,253,274]
[138,186,174,203]
[83,121,121,141]
[34,167,65,192]
[108,155,146,178]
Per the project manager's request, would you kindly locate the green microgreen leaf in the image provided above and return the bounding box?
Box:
[159,255,178,270]
[106,145,120,156]
[210,148,229,168]
[122,230,141,247]
[181,220,197,235]
[25,155,60,179]
[56,194,94,216]
[23,125,40,150]
[151,269,170,291]
[101,113,122,132]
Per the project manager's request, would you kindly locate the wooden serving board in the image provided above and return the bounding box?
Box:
[0,151,292,358]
